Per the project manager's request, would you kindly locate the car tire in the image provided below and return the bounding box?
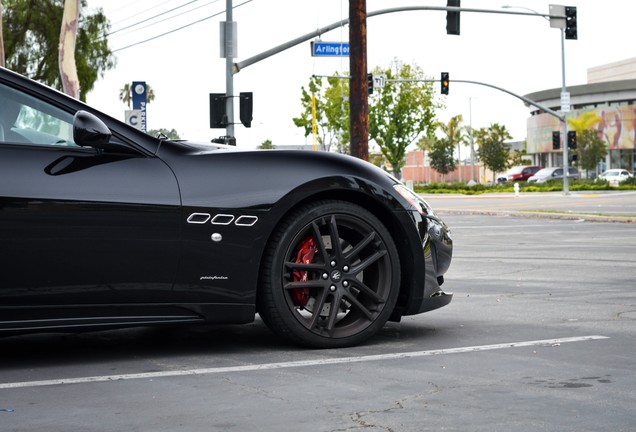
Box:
[257,200,400,348]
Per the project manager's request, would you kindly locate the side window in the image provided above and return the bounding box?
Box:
[0,82,78,147]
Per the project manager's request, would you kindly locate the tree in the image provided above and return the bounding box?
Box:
[439,114,465,164]
[368,62,441,177]
[428,137,456,182]
[475,123,512,183]
[567,112,607,174]
[148,128,180,139]
[258,139,275,149]
[510,145,529,166]
[119,83,156,108]
[3,0,115,101]
[58,0,80,98]
[293,74,349,153]
[576,129,607,174]
[0,0,5,67]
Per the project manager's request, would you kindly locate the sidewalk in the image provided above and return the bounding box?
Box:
[421,191,636,223]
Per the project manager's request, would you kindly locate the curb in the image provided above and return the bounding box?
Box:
[436,209,636,224]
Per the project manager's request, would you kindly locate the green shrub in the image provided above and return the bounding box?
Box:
[411,177,636,194]
[621,176,636,186]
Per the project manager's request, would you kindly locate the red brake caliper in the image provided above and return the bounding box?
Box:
[291,236,317,307]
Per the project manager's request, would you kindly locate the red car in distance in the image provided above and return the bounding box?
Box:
[507,165,541,182]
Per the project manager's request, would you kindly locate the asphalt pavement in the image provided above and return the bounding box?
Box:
[420,190,636,223]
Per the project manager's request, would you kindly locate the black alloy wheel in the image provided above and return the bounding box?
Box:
[258,200,400,348]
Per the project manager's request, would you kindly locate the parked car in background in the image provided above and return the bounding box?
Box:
[506,165,541,182]
[597,169,633,186]
[527,167,580,183]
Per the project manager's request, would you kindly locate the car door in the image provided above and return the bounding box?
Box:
[0,81,181,307]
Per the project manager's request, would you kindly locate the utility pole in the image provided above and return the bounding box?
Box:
[349,0,368,161]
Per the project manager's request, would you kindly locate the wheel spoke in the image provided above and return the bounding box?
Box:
[349,278,384,304]
[327,215,344,259]
[349,249,387,275]
[310,222,330,263]
[343,290,376,321]
[323,292,341,334]
[285,261,324,272]
[343,231,376,262]
[284,280,324,290]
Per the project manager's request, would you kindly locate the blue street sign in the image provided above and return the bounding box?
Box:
[131,81,147,133]
[311,41,350,57]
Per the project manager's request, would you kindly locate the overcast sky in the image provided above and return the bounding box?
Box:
[85,0,635,149]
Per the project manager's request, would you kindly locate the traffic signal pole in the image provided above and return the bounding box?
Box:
[560,27,569,194]
[225,0,235,140]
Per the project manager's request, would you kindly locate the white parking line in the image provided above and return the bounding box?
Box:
[0,335,608,389]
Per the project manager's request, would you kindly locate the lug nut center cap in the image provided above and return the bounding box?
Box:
[330,270,342,282]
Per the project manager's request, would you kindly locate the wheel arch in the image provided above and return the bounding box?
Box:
[255,184,420,320]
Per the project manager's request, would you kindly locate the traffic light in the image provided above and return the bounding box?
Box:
[565,6,577,40]
[239,92,253,128]
[567,130,577,150]
[552,131,560,150]
[441,72,449,95]
[446,0,460,35]
[367,73,374,95]
[209,93,227,128]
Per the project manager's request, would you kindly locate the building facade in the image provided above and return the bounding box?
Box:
[525,58,636,174]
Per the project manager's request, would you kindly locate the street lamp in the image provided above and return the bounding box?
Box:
[502,5,570,194]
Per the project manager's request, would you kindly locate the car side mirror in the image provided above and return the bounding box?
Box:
[73,110,112,148]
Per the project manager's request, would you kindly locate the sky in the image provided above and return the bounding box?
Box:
[84,0,636,150]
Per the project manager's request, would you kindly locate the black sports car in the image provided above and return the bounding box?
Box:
[0,67,452,348]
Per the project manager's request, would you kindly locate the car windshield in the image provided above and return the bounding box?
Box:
[508,166,525,174]
[604,171,619,177]
[534,168,553,177]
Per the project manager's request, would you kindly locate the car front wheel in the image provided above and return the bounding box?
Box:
[258,200,400,348]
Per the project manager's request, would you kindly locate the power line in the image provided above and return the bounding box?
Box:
[108,0,202,37]
[108,0,220,40]
[111,0,253,53]
[107,0,183,27]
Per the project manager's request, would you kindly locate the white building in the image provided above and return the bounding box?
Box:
[524,58,636,173]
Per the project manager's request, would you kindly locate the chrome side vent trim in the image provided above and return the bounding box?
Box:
[211,214,235,225]
[235,215,258,226]
[187,213,211,224]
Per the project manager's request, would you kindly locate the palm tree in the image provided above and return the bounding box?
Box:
[439,114,466,181]
[567,111,601,133]
[119,83,155,108]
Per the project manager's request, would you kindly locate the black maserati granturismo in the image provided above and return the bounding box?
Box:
[0,67,452,348]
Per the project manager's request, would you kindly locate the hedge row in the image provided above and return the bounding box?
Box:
[413,178,636,195]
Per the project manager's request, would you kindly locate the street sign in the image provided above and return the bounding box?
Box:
[131,81,147,132]
[311,41,349,57]
[561,91,571,113]
[125,109,142,130]
[372,74,386,89]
